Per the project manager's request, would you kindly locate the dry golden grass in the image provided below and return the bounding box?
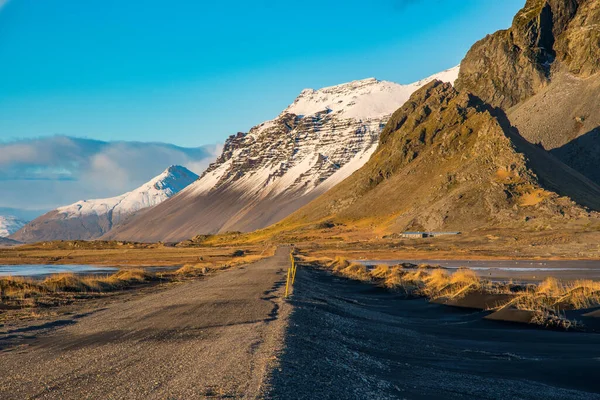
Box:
[0,246,277,311]
[0,242,271,267]
[369,264,391,279]
[0,276,44,302]
[556,280,600,309]
[536,277,564,297]
[175,263,211,277]
[422,269,451,297]
[329,256,351,272]
[338,263,371,282]
[43,273,95,292]
[316,254,600,329]
[509,278,600,313]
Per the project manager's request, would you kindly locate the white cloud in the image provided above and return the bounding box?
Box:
[0,136,219,210]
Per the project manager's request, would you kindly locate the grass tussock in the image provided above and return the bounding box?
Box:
[508,278,600,314]
[338,263,371,282]
[329,256,351,272]
[175,263,212,277]
[0,268,159,308]
[316,254,600,330]
[369,264,391,279]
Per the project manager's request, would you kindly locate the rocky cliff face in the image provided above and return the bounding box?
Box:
[11,165,198,242]
[456,0,600,186]
[277,80,600,234]
[456,0,598,110]
[105,68,460,242]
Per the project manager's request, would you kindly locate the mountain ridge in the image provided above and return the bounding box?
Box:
[104,67,460,242]
[11,165,198,242]
[267,80,600,236]
[456,0,600,186]
[0,216,27,237]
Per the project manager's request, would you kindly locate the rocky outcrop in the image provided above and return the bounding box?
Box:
[11,166,198,243]
[554,0,600,77]
[456,0,600,186]
[456,0,598,110]
[278,81,600,234]
[105,68,460,242]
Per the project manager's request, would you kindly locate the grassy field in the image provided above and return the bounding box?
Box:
[0,242,276,323]
[0,240,273,266]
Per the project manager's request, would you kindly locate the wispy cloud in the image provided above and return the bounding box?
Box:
[0,0,11,11]
[0,136,219,210]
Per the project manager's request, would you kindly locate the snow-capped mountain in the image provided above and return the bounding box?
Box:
[0,216,27,237]
[106,67,460,242]
[11,165,198,242]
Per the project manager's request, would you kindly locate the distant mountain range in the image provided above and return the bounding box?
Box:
[273,80,600,235]
[104,67,460,242]
[14,0,600,244]
[265,0,600,237]
[0,216,27,237]
[11,166,198,242]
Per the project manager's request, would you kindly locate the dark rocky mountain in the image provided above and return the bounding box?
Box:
[274,81,600,234]
[104,69,460,242]
[457,0,600,185]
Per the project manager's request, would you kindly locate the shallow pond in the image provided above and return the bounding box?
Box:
[0,264,118,278]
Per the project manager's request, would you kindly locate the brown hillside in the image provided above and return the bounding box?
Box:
[276,81,600,234]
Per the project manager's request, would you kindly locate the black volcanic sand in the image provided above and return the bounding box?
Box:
[267,267,600,400]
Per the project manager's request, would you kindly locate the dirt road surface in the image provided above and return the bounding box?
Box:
[0,247,291,399]
[3,249,600,399]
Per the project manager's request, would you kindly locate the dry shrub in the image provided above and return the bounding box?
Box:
[530,310,580,330]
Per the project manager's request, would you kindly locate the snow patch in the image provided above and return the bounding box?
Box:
[56,165,198,222]
[0,216,27,237]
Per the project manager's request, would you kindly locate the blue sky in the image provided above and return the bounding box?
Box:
[0,0,524,147]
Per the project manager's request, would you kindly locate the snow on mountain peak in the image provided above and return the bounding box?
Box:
[0,216,27,237]
[187,65,460,207]
[285,66,459,121]
[56,165,199,220]
[102,65,462,241]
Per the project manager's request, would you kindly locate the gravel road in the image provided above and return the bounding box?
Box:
[267,266,600,400]
[3,249,600,399]
[0,247,292,399]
